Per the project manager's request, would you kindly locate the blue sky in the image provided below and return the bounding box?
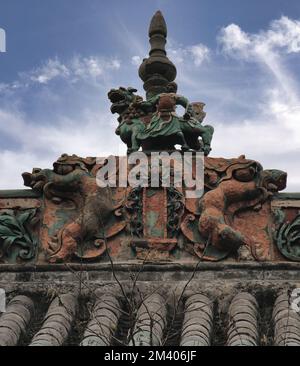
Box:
[0,0,300,190]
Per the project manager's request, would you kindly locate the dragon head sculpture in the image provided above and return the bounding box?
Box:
[108,87,143,116]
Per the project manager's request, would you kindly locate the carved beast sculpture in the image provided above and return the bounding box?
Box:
[23,154,114,262]
[199,157,287,261]
[108,87,146,153]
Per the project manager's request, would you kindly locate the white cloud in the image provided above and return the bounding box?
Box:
[218,16,300,102]
[167,41,210,67]
[219,24,251,58]
[0,52,124,189]
[0,150,52,190]
[258,16,300,53]
[219,16,300,101]
[30,58,70,84]
[219,16,300,58]
[208,16,300,191]
[189,44,210,66]
[217,16,300,145]
[0,108,126,189]
[0,108,122,156]
[131,55,142,66]
[70,56,120,80]
[0,55,121,93]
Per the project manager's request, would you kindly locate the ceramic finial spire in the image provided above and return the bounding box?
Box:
[139,10,177,99]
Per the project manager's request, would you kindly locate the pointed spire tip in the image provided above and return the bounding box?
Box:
[149,10,167,37]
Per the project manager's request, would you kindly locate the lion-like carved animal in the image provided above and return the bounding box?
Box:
[108,87,148,154]
[180,102,214,155]
[23,154,114,262]
[198,157,287,261]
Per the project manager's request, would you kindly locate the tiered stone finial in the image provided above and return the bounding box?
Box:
[139,10,177,99]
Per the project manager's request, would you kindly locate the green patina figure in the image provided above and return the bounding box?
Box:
[108,87,146,154]
[136,82,192,151]
[108,13,215,155]
[108,84,214,154]
[181,102,214,156]
[275,213,300,262]
[0,208,38,262]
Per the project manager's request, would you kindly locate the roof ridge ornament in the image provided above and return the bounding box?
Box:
[138,10,177,99]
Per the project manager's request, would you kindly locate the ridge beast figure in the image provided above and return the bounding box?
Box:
[108,83,214,154]
[198,156,287,261]
[22,154,115,262]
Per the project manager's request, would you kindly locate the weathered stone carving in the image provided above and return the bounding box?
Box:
[135,88,192,151]
[125,186,144,237]
[108,85,214,154]
[167,186,185,237]
[275,213,300,261]
[0,208,39,262]
[18,151,288,263]
[108,87,146,154]
[198,159,287,261]
[136,85,214,154]
[181,102,214,155]
[180,156,287,261]
[22,154,123,263]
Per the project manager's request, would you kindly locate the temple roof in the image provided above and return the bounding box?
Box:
[1,263,300,346]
